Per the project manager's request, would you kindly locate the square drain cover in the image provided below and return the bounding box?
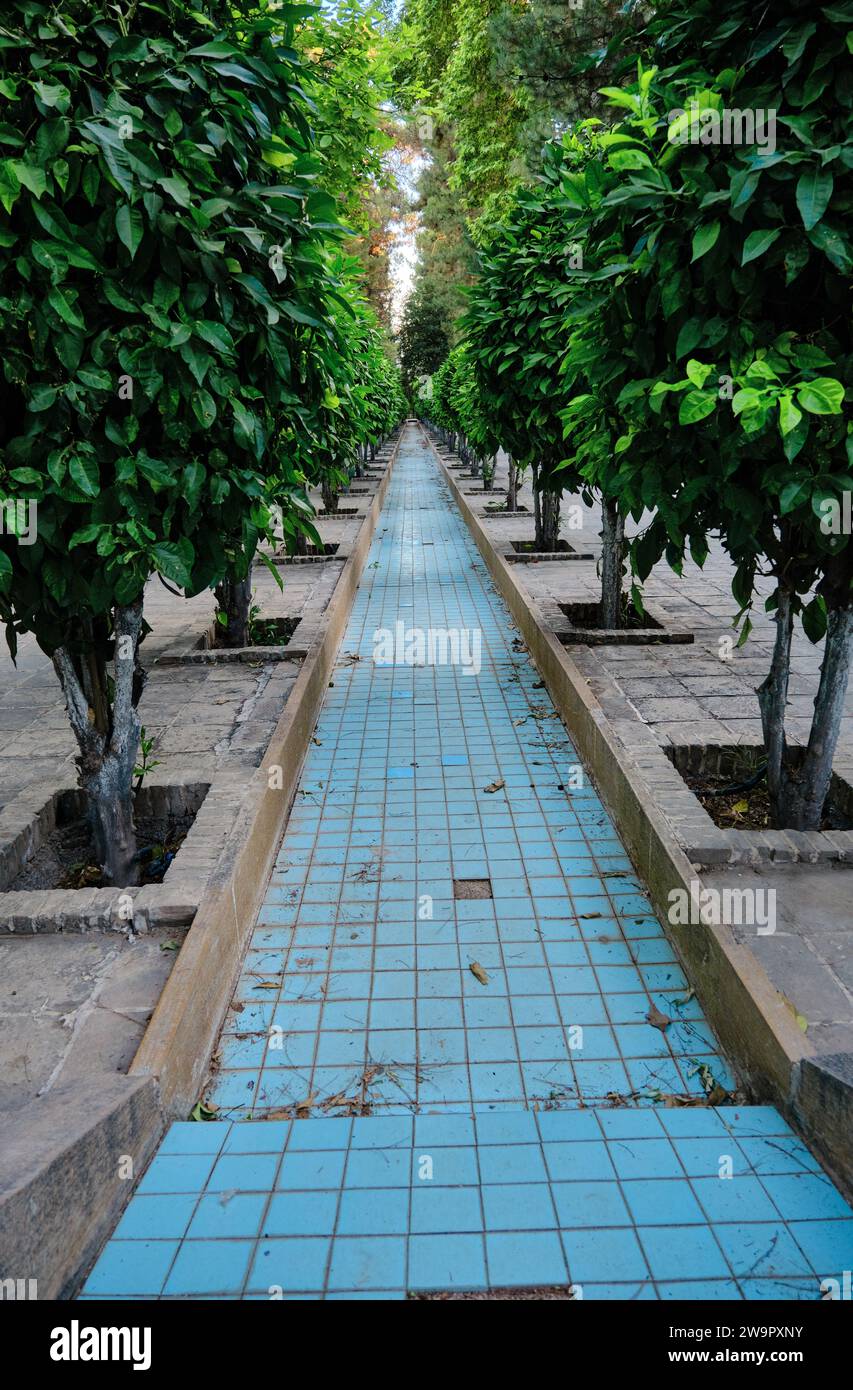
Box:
[453,878,493,900]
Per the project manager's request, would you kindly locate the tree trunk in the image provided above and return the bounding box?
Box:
[784,603,853,830]
[483,455,495,487]
[322,476,339,515]
[532,461,542,543]
[354,445,364,480]
[600,496,626,629]
[757,586,794,823]
[370,442,376,463]
[540,490,561,550]
[214,575,252,648]
[52,601,144,887]
[507,457,518,511]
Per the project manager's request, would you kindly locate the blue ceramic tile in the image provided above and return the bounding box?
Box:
[114,1194,197,1240]
[85,1241,177,1297]
[639,1225,730,1281]
[411,1186,483,1234]
[187,1194,267,1239]
[482,1184,555,1230]
[264,1191,339,1237]
[563,1226,649,1283]
[163,1239,254,1296]
[158,1122,229,1156]
[486,1231,568,1288]
[408,1234,487,1292]
[337,1188,410,1236]
[328,1237,407,1291]
[248,1238,331,1293]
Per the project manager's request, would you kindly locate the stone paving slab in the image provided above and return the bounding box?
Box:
[83,426,853,1300]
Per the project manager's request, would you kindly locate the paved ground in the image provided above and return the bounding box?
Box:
[83,425,853,1301]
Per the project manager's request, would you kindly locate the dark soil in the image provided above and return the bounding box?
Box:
[511,539,575,555]
[411,1287,578,1301]
[453,878,493,899]
[559,599,662,632]
[684,770,852,832]
[8,807,197,891]
[210,616,300,652]
[277,542,340,560]
[247,616,300,648]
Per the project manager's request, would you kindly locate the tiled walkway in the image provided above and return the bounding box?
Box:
[83,425,853,1300]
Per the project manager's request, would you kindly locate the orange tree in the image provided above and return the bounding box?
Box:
[0,0,341,881]
[557,0,852,828]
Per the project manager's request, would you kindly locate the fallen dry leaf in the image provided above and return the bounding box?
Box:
[483,779,505,794]
[469,961,490,986]
[646,1003,671,1032]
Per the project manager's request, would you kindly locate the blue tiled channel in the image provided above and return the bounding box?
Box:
[84,425,853,1300]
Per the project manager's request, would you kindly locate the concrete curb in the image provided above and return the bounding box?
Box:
[428,437,850,1173]
[129,434,402,1118]
[0,1073,165,1301]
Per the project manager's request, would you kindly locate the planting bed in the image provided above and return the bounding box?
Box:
[506,538,593,563]
[666,744,853,836]
[6,783,208,892]
[274,542,343,565]
[558,599,694,647]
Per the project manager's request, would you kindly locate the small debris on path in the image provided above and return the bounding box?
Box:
[646,1003,671,1032]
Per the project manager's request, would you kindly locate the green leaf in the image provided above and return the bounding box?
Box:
[796,378,845,414]
[801,595,827,644]
[47,285,84,328]
[796,167,833,231]
[691,221,720,262]
[675,319,703,360]
[116,203,143,258]
[11,161,47,199]
[778,393,803,437]
[281,301,326,328]
[679,390,717,425]
[685,360,713,389]
[741,229,781,265]
[68,523,102,549]
[27,384,57,411]
[192,389,217,427]
[68,453,100,497]
[152,539,194,589]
